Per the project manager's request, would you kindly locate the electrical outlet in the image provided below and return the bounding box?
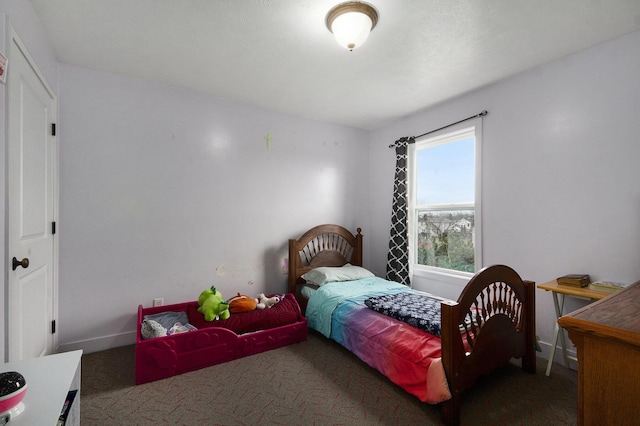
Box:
[153,298,164,307]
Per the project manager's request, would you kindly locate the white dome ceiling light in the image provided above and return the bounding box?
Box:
[326,2,379,51]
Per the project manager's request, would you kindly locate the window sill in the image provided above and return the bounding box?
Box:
[412,266,472,287]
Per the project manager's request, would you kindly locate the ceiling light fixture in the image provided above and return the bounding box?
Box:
[326,2,378,51]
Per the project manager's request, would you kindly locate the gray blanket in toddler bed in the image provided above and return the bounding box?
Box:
[144,311,189,329]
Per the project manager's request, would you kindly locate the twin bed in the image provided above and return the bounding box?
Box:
[288,224,536,426]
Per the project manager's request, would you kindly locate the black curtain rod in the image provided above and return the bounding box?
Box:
[388,110,488,148]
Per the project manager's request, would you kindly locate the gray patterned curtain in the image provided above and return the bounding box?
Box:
[386,136,414,286]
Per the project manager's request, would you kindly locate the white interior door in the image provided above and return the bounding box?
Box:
[7,29,57,361]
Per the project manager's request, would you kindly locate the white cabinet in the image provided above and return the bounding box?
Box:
[1,350,82,425]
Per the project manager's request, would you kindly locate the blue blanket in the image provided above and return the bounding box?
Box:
[305,277,408,337]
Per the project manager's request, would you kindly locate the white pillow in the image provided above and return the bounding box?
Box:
[302,264,374,286]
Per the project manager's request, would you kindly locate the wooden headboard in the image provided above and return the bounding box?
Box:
[287,224,363,295]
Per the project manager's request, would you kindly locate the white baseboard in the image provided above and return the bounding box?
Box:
[537,340,578,369]
[57,331,136,355]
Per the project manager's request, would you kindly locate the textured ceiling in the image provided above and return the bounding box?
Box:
[28,0,640,130]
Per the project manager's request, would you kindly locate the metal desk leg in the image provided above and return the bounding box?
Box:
[545,292,567,376]
[546,322,560,376]
[556,294,570,366]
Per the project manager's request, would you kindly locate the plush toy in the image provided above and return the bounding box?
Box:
[227,293,258,313]
[141,319,167,339]
[197,286,231,321]
[256,293,281,309]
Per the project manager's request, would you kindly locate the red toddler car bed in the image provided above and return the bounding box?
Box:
[135,293,307,384]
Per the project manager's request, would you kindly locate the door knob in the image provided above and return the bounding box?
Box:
[12,257,29,271]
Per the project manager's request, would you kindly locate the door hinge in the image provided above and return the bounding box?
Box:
[51,320,56,334]
[52,221,56,235]
[51,123,56,136]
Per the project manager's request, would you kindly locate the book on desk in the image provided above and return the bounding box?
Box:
[589,281,626,293]
[557,274,590,288]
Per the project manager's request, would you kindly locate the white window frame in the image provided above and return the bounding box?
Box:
[409,121,483,284]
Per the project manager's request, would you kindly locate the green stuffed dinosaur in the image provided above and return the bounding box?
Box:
[197,286,231,321]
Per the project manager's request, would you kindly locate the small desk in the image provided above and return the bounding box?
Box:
[537,280,609,376]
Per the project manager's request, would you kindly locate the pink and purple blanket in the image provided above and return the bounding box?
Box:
[305,277,452,403]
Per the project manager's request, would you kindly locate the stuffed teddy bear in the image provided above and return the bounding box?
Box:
[227,293,258,313]
[256,293,281,309]
[197,286,231,321]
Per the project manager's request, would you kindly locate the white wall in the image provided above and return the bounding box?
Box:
[1,0,59,361]
[368,30,640,362]
[5,0,640,363]
[57,65,370,352]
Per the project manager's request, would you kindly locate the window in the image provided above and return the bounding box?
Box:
[410,125,481,277]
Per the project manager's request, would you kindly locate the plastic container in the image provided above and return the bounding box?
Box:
[0,371,27,419]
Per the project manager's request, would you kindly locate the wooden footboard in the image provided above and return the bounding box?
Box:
[440,264,536,426]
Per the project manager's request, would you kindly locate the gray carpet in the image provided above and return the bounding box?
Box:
[81,332,577,425]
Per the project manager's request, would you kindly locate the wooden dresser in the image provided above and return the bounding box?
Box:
[558,280,640,426]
